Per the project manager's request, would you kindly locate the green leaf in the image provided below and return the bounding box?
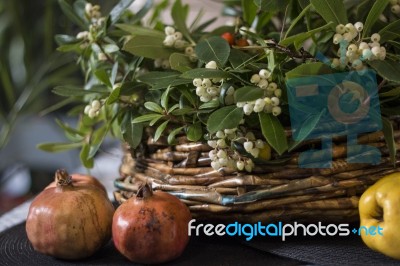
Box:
[199,99,220,109]
[111,62,118,85]
[234,86,264,102]
[154,120,169,141]
[58,0,87,29]
[52,85,108,97]
[138,71,180,85]
[110,0,135,24]
[123,35,174,60]
[187,122,203,142]
[242,0,258,25]
[88,125,109,158]
[195,36,230,67]
[180,68,231,79]
[280,22,333,49]
[149,116,163,126]
[207,106,244,134]
[310,0,347,27]
[168,126,184,144]
[122,111,143,149]
[73,0,86,17]
[229,49,252,69]
[259,113,288,155]
[169,53,192,72]
[380,87,400,97]
[171,0,194,43]
[94,69,112,87]
[116,24,165,38]
[103,44,119,53]
[382,116,397,165]
[161,87,171,109]
[55,34,78,45]
[37,142,83,152]
[288,110,324,152]
[55,119,85,141]
[368,60,400,83]
[144,102,163,113]
[106,86,121,105]
[362,0,390,37]
[138,71,192,89]
[132,113,163,123]
[284,4,312,39]
[254,0,291,12]
[285,62,332,79]
[379,19,400,42]
[56,43,82,52]
[168,104,179,113]
[80,144,94,168]
[171,107,196,115]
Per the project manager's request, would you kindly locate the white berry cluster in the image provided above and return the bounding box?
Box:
[84,99,102,119]
[193,61,228,103]
[154,58,171,69]
[163,26,188,50]
[76,3,105,49]
[184,46,198,62]
[85,3,102,20]
[331,22,386,70]
[207,129,267,172]
[236,69,282,116]
[390,0,400,15]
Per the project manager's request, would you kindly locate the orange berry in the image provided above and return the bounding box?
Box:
[235,38,249,47]
[221,32,235,46]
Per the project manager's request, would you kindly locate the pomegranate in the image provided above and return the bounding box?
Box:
[26,169,114,260]
[112,183,191,264]
[45,173,106,194]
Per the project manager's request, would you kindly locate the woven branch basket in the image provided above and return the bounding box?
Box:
[114,119,400,223]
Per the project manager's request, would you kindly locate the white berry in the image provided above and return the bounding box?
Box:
[371,33,381,42]
[391,4,400,14]
[91,100,101,110]
[164,26,175,35]
[271,97,280,106]
[333,34,343,44]
[84,105,91,115]
[354,22,363,32]
[193,78,202,87]
[244,141,254,152]
[250,74,261,84]
[272,106,282,116]
[259,69,271,79]
[205,61,217,69]
[208,140,217,148]
[335,24,345,34]
[257,79,269,89]
[173,32,183,40]
[236,161,245,171]
[211,161,221,170]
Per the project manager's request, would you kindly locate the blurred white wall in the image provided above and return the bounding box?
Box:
[131,0,231,28]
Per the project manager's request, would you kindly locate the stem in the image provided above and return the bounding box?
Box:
[55,169,73,187]
[136,183,153,199]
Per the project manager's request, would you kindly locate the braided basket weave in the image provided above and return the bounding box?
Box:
[114,119,400,223]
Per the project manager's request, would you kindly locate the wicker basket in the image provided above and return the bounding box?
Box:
[114,119,400,223]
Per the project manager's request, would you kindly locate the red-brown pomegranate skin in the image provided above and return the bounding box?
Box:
[112,184,191,264]
[26,170,114,260]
